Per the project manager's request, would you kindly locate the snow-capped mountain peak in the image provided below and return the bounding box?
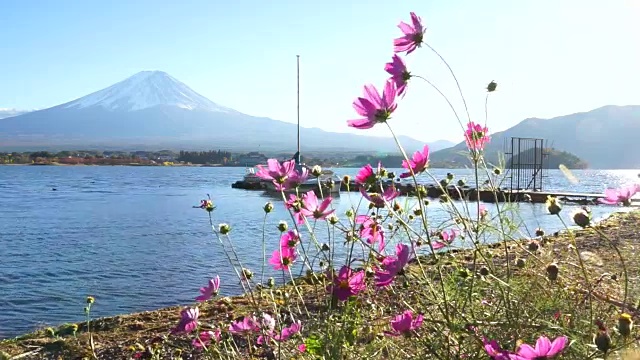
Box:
[63,70,232,112]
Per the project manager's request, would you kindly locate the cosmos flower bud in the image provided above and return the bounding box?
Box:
[241,268,253,280]
[267,277,275,288]
[594,331,611,354]
[86,296,95,304]
[446,173,454,180]
[515,258,526,268]
[387,171,396,179]
[413,208,422,216]
[345,209,354,218]
[479,267,490,276]
[321,243,330,251]
[408,214,415,221]
[417,186,428,198]
[546,263,559,281]
[343,175,351,184]
[311,165,323,177]
[439,195,448,203]
[535,228,545,237]
[493,167,502,176]
[219,223,231,235]
[546,196,561,215]
[457,179,466,187]
[440,179,449,187]
[618,313,633,337]
[486,80,497,92]
[277,221,288,232]
[393,202,402,212]
[263,202,274,213]
[572,207,592,228]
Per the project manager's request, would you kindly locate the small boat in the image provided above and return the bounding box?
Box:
[243,167,263,184]
[263,165,341,196]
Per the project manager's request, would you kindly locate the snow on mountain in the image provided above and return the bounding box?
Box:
[0,108,31,119]
[63,70,233,113]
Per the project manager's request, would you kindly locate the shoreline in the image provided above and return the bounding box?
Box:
[1,210,638,358]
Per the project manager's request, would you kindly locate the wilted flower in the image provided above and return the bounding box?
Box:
[347,80,398,129]
[384,310,423,337]
[195,276,220,302]
[393,12,426,54]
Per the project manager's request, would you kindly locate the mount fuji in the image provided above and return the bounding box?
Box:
[0,71,445,153]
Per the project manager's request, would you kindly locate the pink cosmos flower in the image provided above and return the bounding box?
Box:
[360,186,400,208]
[192,329,221,349]
[464,122,490,151]
[285,194,305,225]
[273,321,302,342]
[269,246,297,271]
[355,162,384,188]
[172,307,199,334]
[348,80,398,129]
[298,344,307,352]
[400,145,430,178]
[385,54,411,96]
[356,215,385,251]
[599,184,640,206]
[256,159,296,187]
[512,335,568,359]
[479,205,489,220]
[195,275,220,302]
[375,243,411,287]
[482,338,511,360]
[394,12,426,55]
[229,316,260,335]
[285,166,309,189]
[327,265,366,301]
[300,190,335,220]
[384,310,424,337]
[432,229,459,250]
[279,230,300,249]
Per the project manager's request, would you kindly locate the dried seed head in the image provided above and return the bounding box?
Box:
[479,267,490,276]
[594,331,612,354]
[546,263,559,281]
[535,228,545,237]
[515,258,526,268]
[528,240,540,252]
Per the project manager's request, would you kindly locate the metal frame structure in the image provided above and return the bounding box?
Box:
[503,137,548,192]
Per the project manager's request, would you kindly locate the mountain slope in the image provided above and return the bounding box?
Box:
[0,71,442,153]
[0,109,30,119]
[430,105,640,169]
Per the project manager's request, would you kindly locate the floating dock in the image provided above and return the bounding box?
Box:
[232,179,638,205]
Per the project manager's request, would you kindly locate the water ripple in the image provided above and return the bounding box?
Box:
[0,166,638,338]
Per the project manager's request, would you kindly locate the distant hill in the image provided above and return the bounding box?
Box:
[430,105,640,169]
[506,147,588,169]
[0,71,450,154]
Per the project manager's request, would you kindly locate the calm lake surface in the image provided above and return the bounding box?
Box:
[1,165,638,338]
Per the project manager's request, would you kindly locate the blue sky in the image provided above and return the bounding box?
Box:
[1,0,639,143]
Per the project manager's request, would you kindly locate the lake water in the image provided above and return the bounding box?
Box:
[0,166,638,339]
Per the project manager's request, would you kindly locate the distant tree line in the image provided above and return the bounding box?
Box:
[176,150,233,165]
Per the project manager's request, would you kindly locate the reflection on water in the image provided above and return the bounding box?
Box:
[0,166,637,338]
